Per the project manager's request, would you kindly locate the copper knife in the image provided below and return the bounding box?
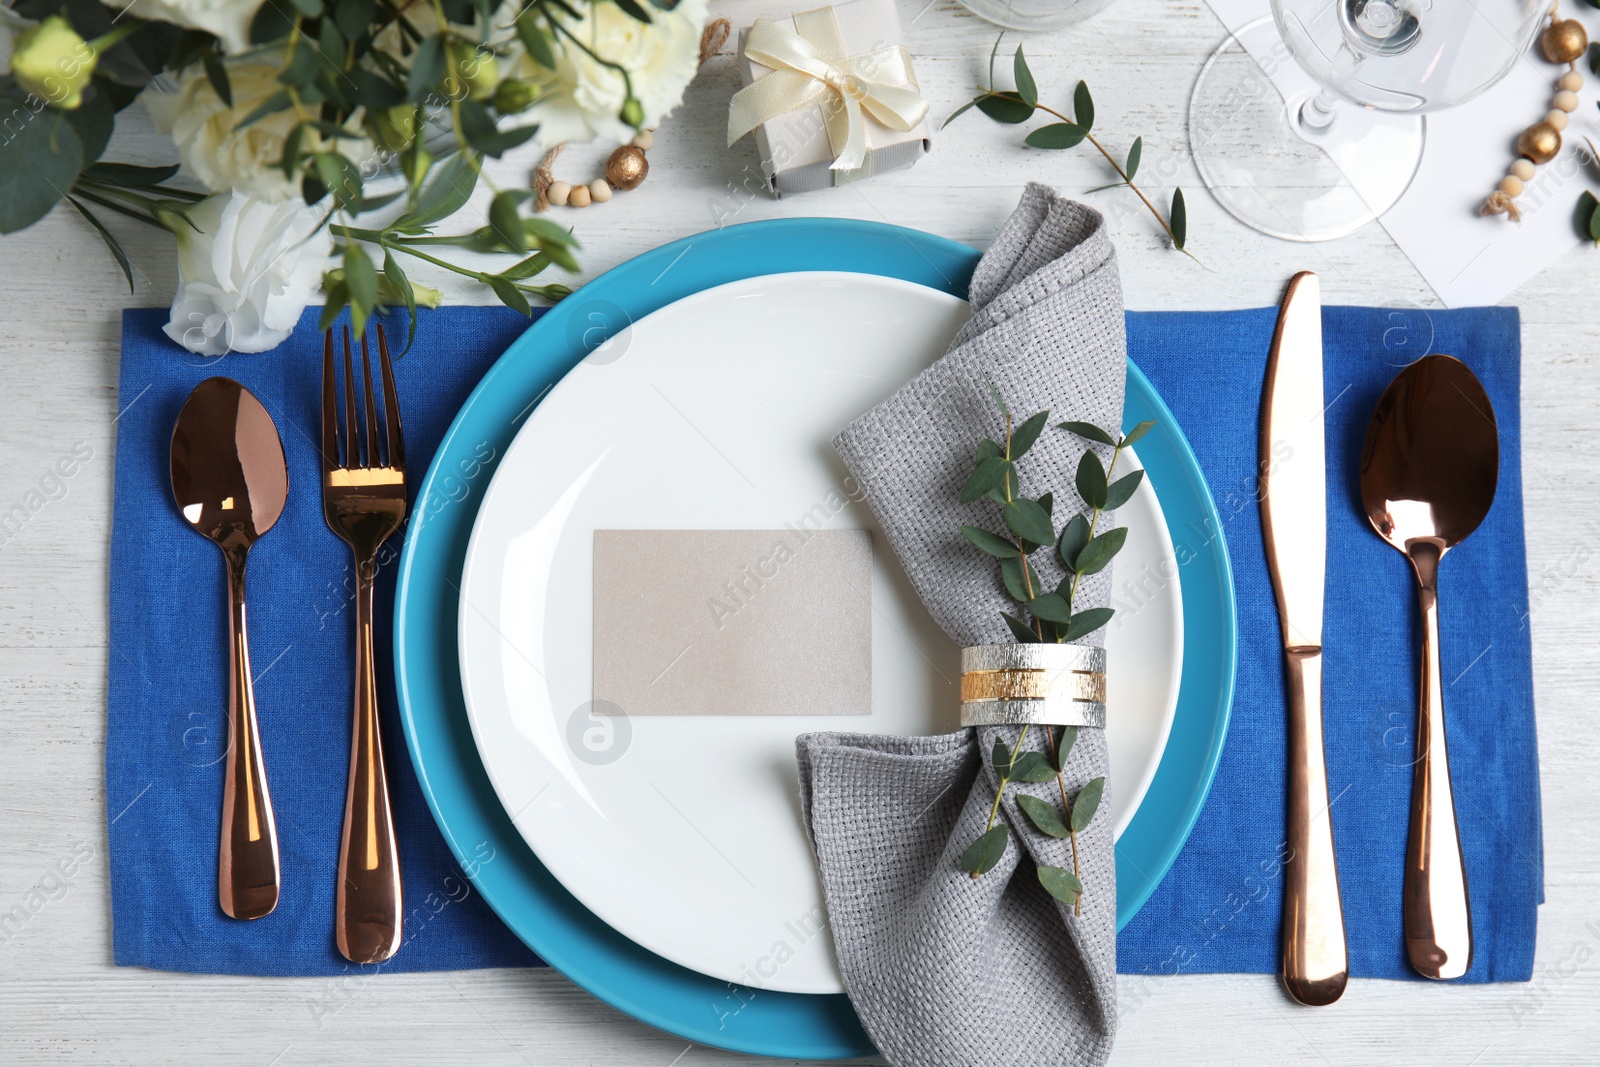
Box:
[1260,271,1349,1006]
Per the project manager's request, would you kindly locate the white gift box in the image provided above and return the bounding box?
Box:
[735,0,932,197]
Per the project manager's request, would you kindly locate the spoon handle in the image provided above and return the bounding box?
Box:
[220,548,280,920]
[336,554,403,964]
[1281,648,1349,1005]
[1405,544,1473,979]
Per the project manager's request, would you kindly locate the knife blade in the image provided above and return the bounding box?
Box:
[1260,271,1348,1007]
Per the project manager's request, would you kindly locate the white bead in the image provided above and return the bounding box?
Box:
[1499,175,1524,197]
[1557,70,1583,92]
[1510,158,1536,181]
[569,183,592,208]
[629,129,655,150]
[547,180,571,206]
[1553,90,1579,112]
[588,178,613,203]
[1546,109,1569,131]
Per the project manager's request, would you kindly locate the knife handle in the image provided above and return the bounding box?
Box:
[1404,543,1473,979]
[1281,647,1348,1006]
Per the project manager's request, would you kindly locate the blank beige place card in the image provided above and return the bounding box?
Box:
[593,529,873,716]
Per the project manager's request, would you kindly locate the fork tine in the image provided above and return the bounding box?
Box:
[360,329,380,468]
[321,330,341,472]
[342,325,361,468]
[376,324,405,471]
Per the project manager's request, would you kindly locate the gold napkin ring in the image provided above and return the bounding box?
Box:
[959,644,1107,728]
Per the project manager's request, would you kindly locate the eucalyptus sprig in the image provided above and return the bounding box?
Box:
[947,35,1192,258]
[953,383,1152,911]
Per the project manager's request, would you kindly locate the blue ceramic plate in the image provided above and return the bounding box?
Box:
[394,219,1236,1060]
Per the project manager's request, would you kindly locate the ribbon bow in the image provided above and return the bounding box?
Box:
[727,8,929,173]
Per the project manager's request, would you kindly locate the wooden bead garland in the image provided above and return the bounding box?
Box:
[535,132,654,211]
[1481,2,1588,221]
[530,18,729,212]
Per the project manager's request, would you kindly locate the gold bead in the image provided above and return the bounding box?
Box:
[1499,175,1524,198]
[1517,120,1562,165]
[1510,158,1536,181]
[1546,108,1569,131]
[1558,71,1584,93]
[569,183,592,208]
[547,180,571,207]
[605,145,649,191]
[1540,18,1587,64]
[589,178,613,203]
[1553,90,1579,112]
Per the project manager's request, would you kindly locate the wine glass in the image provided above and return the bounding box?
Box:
[1189,0,1547,242]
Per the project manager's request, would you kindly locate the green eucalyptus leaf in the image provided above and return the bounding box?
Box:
[961,525,1020,559]
[1002,611,1042,643]
[1121,419,1157,447]
[343,243,378,332]
[314,151,362,208]
[1003,498,1055,546]
[0,106,82,234]
[1056,724,1078,769]
[516,12,559,69]
[1170,187,1188,250]
[401,150,479,228]
[1000,554,1042,602]
[1058,513,1090,571]
[1588,40,1600,75]
[1076,450,1108,509]
[1125,135,1142,180]
[1010,410,1049,459]
[251,0,296,44]
[1074,527,1127,575]
[1038,864,1083,904]
[1017,794,1071,837]
[1025,122,1087,150]
[943,96,981,128]
[1058,421,1116,446]
[318,280,349,331]
[1073,80,1094,130]
[984,375,1010,417]
[1009,751,1056,783]
[976,92,1035,124]
[1027,592,1072,624]
[1039,491,1054,516]
[961,455,1012,504]
[381,248,418,352]
[1064,607,1114,641]
[959,824,1009,876]
[976,437,1003,463]
[613,0,653,20]
[1070,776,1106,832]
[992,737,1013,777]
[407,35,446,102]
[1013,45,1037,108]
[1103,469,1145,511]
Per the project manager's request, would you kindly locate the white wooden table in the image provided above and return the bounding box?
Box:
[2,0,1596,1062]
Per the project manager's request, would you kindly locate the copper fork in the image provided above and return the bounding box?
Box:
[321,324,407,964]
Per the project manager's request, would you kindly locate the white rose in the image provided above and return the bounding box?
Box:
[517,0,707,147]
[165,192,333,356]
[100,0,263,55]
[145,55,374,201]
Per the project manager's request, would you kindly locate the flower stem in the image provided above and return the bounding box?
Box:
[972,724,1033,878]
[1062,442,1123,635]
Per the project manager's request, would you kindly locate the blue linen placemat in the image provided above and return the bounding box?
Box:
[109,301,1539,982]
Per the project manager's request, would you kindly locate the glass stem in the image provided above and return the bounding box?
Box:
[1298,90,1339,132]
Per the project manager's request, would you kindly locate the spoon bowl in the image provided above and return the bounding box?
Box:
[1359,353,1498,981]
[171,377,289,920]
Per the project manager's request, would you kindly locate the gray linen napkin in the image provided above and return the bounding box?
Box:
[796,185,1126,1067]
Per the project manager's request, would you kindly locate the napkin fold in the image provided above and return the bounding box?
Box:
[798,186,1125,1067]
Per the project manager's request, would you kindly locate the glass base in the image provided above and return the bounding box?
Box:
[1187,18,1425,243]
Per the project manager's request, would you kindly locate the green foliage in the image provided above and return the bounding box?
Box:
[946,35,1192,254]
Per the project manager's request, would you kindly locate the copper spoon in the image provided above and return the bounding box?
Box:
[171,378,289,920]
[1359,354,1498,980]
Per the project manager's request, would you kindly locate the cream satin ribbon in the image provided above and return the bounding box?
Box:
[727,8,929,173]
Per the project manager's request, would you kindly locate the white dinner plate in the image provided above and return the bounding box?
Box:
[457,272,1183,995]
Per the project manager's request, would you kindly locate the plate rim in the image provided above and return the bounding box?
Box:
[394,217,1237,1060]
